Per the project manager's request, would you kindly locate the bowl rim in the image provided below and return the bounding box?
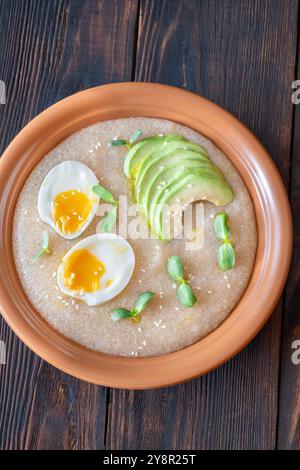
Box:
[0,82,292,389]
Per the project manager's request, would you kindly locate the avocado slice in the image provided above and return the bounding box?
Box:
[124,134,186,178]
[141,158,214,220]
[135,148,210,206]
[134,143,208,198]
[124,133,234,240]
[151,171,233,239]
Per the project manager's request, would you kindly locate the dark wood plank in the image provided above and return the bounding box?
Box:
[106,0,298,450]
[0,0,139,450]
[277,24,300,449]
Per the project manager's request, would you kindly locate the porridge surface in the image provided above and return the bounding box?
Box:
[13,118,257,357]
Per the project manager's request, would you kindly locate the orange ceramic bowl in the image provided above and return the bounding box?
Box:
[0,83,292,389]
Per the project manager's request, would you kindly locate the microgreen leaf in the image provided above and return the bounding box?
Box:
[111,292,155,322]
[111,308,133,321]
[110,130,143,149]
[217,242,235,270]
[177,283,197,307]
[92,184,118,205]
[167,255,184,282]
[32,248,47,262]
[41,230,49,250]
[32,230,50,261]
[213,212,236,271]
[214,212,230,241]
[134,291,154,314]
[166,255,197,307]
[101,206,117,233]
[129,129,143,144]
[111,139,129,147]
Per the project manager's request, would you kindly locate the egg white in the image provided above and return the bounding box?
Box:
[38,161,99,239]
[56,233,135,306]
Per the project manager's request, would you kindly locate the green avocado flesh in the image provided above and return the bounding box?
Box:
[123,134,234,240]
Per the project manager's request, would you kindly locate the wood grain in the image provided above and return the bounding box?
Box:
[106,0,298,450]
[277,19,300,449]
[0,0,139,450]
[0,0,299,451]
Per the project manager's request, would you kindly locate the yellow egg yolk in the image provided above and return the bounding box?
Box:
[53,190,92,235]
[62,249,105,293]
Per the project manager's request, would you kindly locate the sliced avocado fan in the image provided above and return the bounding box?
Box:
[123,134,234,240]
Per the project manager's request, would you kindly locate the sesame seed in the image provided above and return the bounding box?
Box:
[159,305,163,310]
[64,302,69,306]
[196,287,202,290]
[140,268,146,273]
[207,290,212,294]
[227,283,231,289]
[138,327,142,333]
[161,325,166,329]
[88,149,93,153]
[44,294,49,299]
[172,283,177,289]
[138,346,143,350]
[75,305,79,311]
[23,210,28,215]
[57,296,62,300]
[138,279,142,283]
[175,306,179,311]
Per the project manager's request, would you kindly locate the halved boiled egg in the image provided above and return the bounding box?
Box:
[57,234,135,306]
[38,161,99,239]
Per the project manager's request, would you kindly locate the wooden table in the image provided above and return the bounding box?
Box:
[0,0,299,450]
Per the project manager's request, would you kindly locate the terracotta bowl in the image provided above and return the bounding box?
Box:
[0,83,292,389]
